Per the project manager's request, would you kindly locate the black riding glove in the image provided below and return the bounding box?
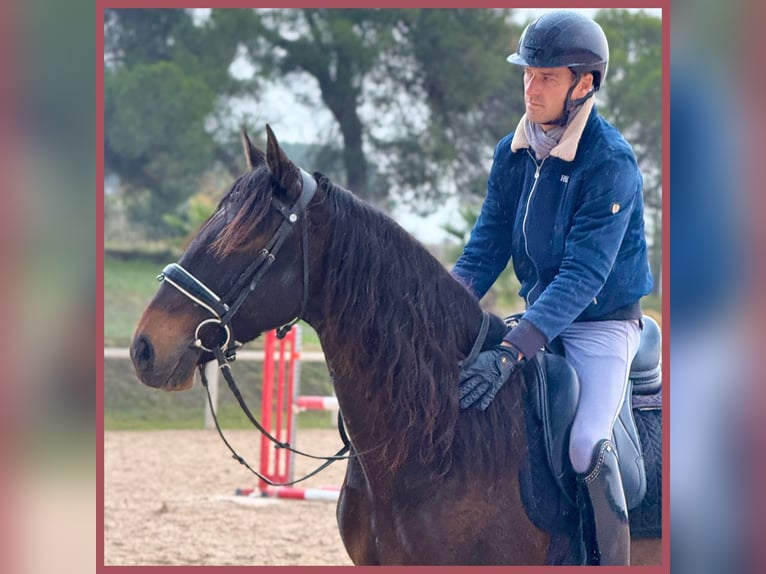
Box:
[458,343,524,411]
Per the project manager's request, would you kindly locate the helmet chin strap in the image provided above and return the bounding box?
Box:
[547,72,596,127]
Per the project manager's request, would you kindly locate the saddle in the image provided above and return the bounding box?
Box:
[517,315,662,510]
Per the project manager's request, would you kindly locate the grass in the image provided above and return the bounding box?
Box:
[104,256,166,347]
[104,407,336,431]
[105,337,335,431]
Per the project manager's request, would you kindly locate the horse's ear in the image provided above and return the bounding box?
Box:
[241,128,266,171]
[265,124,301,201]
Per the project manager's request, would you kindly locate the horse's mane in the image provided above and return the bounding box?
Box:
[314,175,527,479]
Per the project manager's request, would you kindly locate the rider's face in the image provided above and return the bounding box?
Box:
[523,66,592,129]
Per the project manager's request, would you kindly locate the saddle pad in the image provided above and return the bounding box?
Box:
[628,407,662,538]
[519,386,584,564]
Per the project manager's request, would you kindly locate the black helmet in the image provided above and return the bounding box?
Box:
[508,11,609,90]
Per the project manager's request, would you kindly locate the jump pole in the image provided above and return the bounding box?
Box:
[295,395,339,411]
[258,328,298,491]
[237,327,342,502]
[237,485,341,502]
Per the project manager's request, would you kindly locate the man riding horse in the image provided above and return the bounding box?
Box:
[453,11,654,565]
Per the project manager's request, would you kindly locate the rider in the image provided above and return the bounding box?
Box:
[452,10,654,565]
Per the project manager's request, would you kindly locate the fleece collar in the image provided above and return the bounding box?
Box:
[510,98,595,162]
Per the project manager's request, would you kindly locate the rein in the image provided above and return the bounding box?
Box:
[200,347,351,487]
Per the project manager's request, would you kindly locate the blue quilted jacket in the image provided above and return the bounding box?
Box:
[452,101,654,350]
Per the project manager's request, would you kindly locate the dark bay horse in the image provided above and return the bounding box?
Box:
[131,127,661,565]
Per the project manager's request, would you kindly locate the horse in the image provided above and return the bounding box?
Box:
[130,126,662,565]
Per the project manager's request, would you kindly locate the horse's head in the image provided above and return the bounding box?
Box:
[131,126,319,390]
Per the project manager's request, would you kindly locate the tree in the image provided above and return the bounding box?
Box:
[103,8,661,254]
[104,8,527,231]
[104,9,254,236]
[375,9,527,209]
[239,8,524,207]
[105,61,216,232]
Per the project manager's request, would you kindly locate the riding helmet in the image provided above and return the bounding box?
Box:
[507,10,609,90]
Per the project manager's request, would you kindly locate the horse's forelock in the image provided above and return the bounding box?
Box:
[208,169,274,257]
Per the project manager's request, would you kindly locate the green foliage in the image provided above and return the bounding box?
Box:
[105,8,248,94]
[105,9,186,68]
[161,191,217,241]
[380,9,527,207]
[410,9,515,119]
[106,63,214,161]
[240,8,525,207]
[105,60,217,235]
[104,7,662,269]
[104,9,258,237]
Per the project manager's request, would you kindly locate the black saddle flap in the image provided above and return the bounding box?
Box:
[528,352,580,505]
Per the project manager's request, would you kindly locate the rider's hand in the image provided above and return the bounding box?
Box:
[458,343,524,411]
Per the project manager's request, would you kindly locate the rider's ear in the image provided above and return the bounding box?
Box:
[265,124,301,203]
[241,128,266,171]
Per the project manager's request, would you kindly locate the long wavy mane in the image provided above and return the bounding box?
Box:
[313,175,527,479]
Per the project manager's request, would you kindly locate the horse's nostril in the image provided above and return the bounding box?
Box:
[131,334,154,371]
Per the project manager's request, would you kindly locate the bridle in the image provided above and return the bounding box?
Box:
[158,168,319,361]
[156,168,355,487]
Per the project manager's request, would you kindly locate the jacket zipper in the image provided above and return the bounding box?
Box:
[522,151,545,305]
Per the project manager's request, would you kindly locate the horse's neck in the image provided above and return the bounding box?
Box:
[301,185,492,464]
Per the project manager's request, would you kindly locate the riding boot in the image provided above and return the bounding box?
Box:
[578,439,630,565]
